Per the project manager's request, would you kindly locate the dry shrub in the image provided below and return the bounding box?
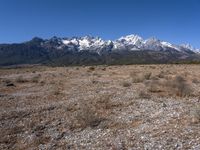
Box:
[157,71,165,78]
[72,94,113,129]
[96,94,114,110]
[150,76,159,80]
[53,89,62,95]
[192,78,199,84]
[138,90,151,99]
[146,75,192,97]
[91,80,99,84]
[15,76,29,83]
[102,67,106,71]
[75,100,102,129]
[149,66,156,69]
[88,66,95,71]
[130,72,152,83]
[190,105,200,124]
[147,80,163,93]
[31,75,41,83]
[122,81,132,87]
[130,72,143,83]
[166,76,192,97]
[144,72,152,80]
[2,78,12,84]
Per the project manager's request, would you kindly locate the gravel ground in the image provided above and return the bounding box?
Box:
[0,65,200,149]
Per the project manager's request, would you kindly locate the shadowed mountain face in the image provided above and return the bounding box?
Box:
[0,35,200,66]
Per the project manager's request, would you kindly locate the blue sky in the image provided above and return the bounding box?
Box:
[0,0,199,48]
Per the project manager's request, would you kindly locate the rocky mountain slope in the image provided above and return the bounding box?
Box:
[0,35,199,66]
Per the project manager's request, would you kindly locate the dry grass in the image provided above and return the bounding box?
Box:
[130,72,152,83]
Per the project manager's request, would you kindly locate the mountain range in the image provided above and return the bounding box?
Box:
[0,35,200,66]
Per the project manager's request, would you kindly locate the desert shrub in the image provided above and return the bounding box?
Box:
[167,76,192,97]
[53,89,61,95]
[40,80,45,86]
[31,75,41,83]
[130,72,152,83]
[146,75,192,97]
[190,105,200,124]
[148,80,163,93]
[138,90,151,99]
[192,78,199,84]
[2,78,12,84]
[102,67,106,71]
[144,72,152,80]
[15,76,28,83]
[130,72,143,83]
[149,66,156,69]
[71,94,113,129]
[88,66,95,71]
[75,101,102,129]
[122,81,132,87]
[91,80,99,84]
[157,71,165,78]
[150,76,159,80]
[76,102,99,128]
[96,94,114,110]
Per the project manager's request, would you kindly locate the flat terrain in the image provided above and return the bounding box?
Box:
[0,65,200,150]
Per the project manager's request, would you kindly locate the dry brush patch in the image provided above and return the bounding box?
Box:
[130,71,152,83]
[145,75,193,97]
[69,94,117,130]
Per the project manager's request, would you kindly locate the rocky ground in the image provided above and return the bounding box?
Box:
[0,64,200,150]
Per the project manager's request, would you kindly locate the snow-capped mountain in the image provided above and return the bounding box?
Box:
[0,34,200,66]
[37,34,198,54]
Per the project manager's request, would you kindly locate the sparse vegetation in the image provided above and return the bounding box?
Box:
[138,90,151,99]
[192,78,199,84]
[88,66,95,71]
[147,80,163,93]
[15,76,29,83]
[130,71,152,83]
[31,75,41,83]
[190,105,200,124]
[144,72,152,80]
[167,76,192,97]
[122,81,132,87]
[74,100,102,129]
[0,65,200,149]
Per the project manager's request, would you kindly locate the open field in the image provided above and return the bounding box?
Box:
[0,64,200,149]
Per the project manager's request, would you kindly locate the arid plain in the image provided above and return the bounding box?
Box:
[0,64,200,149]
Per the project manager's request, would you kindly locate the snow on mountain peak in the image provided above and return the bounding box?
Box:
[180,43,194,50]
[118,34,143,44]
[43,34,197,54]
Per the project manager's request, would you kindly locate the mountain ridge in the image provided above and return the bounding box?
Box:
[0,34,200,66]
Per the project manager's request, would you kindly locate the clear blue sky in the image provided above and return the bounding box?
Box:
[0,0,199,48]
